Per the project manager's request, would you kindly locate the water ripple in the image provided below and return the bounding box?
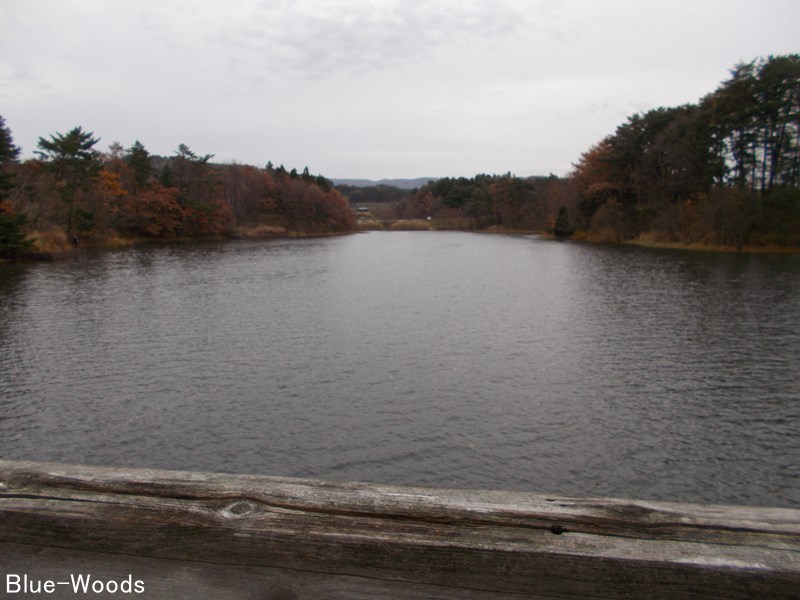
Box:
[0,234,798,507]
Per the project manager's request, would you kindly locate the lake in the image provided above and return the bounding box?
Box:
[0,231,798,507]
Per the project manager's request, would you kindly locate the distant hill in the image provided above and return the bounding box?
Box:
[332,177,437,190]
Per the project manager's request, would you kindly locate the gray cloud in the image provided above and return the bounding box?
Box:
[207,0,533,77]
[1,0,799,178]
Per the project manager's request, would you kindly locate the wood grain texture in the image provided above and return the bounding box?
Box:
[1,459,798,599]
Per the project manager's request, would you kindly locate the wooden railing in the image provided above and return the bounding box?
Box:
[0,459,798,598]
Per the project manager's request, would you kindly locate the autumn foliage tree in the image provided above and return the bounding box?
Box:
[223,164,278,225]
[275,174,354,232]
[2,119,356,251]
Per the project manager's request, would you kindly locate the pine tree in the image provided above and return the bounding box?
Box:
[125,140,153,189]
[0,116,33,257]
[36,127,102,235]
[0,115,20,200]
[554,206,572,239]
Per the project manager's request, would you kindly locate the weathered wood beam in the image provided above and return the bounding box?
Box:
[0,460,798,599]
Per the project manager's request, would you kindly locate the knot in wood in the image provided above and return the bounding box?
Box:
[221,501,255,519]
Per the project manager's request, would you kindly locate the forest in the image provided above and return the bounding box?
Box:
[1,54,799,258]
[373,54,800,248]
[0,126,355,258]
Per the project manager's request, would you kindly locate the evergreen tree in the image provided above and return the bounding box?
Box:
[0,115,21,200]
[704,55,800,192]
[554,206,572,239]
[172,143,214,206]
[0,209,34,258]
[0,116,33,257]
[36,126,102,235]
[125,140,153,189]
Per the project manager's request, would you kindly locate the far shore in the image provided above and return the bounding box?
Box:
[358,218,800,255]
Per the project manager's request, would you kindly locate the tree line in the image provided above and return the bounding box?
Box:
[381,172,568,232]
[369,54,799,247]
[0,123,355,257]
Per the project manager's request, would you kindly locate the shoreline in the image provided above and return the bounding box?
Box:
[1,226,356,264]
[361,219,800,254]
[5,227,799,265]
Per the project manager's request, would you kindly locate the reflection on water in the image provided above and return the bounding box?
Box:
[1,233,798,507]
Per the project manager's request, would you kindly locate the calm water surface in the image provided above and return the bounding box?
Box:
[1,232,798,507]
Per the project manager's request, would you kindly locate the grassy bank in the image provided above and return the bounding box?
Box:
[624,237,800,254]
[356,219,432,231]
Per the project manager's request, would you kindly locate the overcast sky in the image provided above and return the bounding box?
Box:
[1,1,798,180]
